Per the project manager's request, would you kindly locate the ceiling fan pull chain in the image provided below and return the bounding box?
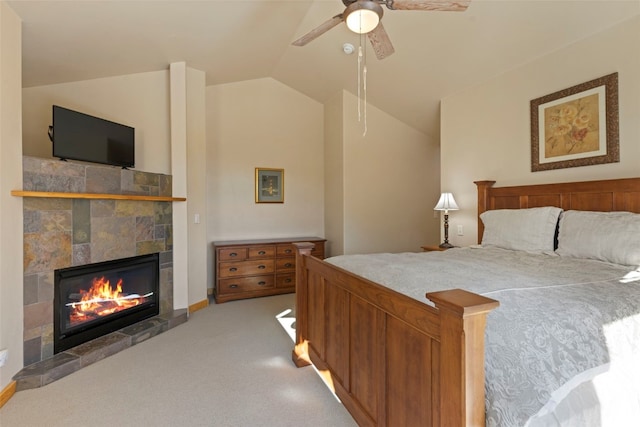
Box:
[358,44,363,122]
[363,62,368,136]
[362,36,368,136]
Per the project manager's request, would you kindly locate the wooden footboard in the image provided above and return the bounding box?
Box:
[292,243,499,427]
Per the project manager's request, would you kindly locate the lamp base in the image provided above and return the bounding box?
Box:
[439,242,455,249]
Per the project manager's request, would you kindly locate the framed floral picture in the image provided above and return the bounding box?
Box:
[530,73,619,172]
[255,168,284,203]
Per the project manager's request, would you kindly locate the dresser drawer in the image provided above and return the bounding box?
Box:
[311,241,325,258]
[248,245,275,259]
[218,248,248,262]
[277,244,296,257]
[276,273,295,289]
[276,257,295,272]
[218,259,275,278]
[218,276,275,294]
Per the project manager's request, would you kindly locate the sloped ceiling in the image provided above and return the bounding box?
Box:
[8,0,640,138]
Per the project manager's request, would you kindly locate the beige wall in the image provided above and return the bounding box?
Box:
[166,63,208,306]
[323,92,345,257]
[339,91,441,255]
[206,78,325,233]
[169,62,189,309]
[0,0,23,390]
[22,70,171,175]
[185,67,208,304]
[441,16,640,247]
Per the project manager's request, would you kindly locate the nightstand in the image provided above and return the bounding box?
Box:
[421,245,452,252]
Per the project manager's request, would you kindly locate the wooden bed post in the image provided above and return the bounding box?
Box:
[427,289,499,427]
[474,180,496,244]
[292,242,315,368]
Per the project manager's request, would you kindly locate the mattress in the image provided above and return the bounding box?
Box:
[326,246,640,426]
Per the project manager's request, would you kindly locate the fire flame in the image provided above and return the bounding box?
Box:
[69,276,146,326]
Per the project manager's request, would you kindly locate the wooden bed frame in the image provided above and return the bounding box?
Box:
[292,177,640,427]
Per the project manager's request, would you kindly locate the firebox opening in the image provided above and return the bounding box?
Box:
[54,253,160,353]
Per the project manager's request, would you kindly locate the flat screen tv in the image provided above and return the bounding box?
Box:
[50,105,135,168]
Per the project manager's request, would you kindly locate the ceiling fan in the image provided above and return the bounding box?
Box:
[292,0,471,60]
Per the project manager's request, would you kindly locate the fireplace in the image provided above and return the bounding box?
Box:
[54,253,160,353]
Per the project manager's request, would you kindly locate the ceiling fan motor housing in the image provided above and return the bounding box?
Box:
[344,0,384,34]
[341,0,388,7]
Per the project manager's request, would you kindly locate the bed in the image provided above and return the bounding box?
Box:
[291,177,640,426]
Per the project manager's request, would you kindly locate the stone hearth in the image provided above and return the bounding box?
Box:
[14,309,187,390]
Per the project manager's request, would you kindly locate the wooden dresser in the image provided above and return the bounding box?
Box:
[213,237,326,303]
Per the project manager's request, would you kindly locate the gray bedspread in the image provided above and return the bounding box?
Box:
[326,247,640,426]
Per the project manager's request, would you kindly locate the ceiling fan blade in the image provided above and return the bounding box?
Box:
[387,0,471,12]
[367,22,395,60]
[292,14,344,47]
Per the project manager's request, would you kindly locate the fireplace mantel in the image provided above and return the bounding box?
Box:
[11,190,186,202]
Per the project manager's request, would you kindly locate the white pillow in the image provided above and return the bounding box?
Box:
[480,207,562,253]
[556,210,640,266]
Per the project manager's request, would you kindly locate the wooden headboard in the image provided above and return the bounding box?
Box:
[475,177,640,243]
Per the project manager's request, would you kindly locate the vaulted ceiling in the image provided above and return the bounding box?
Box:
[8,0,640,138]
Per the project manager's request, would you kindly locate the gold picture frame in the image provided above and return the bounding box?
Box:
[530,73,619,172]
[255,168,284,203]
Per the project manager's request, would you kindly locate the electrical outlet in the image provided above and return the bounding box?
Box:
[0,349,8,367]
[457,225,464,236]
[194,213,200,224]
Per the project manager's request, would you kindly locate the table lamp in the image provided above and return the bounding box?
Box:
[434,192,459,249]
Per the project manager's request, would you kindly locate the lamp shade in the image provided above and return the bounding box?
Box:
[434,193,459,212]
[344,0,383,34]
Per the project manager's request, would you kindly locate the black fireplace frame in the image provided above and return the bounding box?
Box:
[54,253,160,353]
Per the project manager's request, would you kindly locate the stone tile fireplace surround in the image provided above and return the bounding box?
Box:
[16,156,186,388]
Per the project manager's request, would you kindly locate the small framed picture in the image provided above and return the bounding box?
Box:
[255,168,284,203]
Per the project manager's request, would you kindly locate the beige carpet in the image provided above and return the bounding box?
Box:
[0,294,356,426]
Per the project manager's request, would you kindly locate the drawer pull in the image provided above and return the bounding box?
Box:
[258,250,266,255]
[229,267,238,272]
[258,281,266,286]
[230,252,237,257]
[285,249,292,254]
[258,265,266,269]
[285,278,292,283]
[229,284,238,288]
[284,263,293,268]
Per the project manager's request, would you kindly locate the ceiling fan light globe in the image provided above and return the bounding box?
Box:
[346,10,379,33]
[345,1,383,34]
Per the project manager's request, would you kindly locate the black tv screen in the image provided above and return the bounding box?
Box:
[51,105,135,168]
